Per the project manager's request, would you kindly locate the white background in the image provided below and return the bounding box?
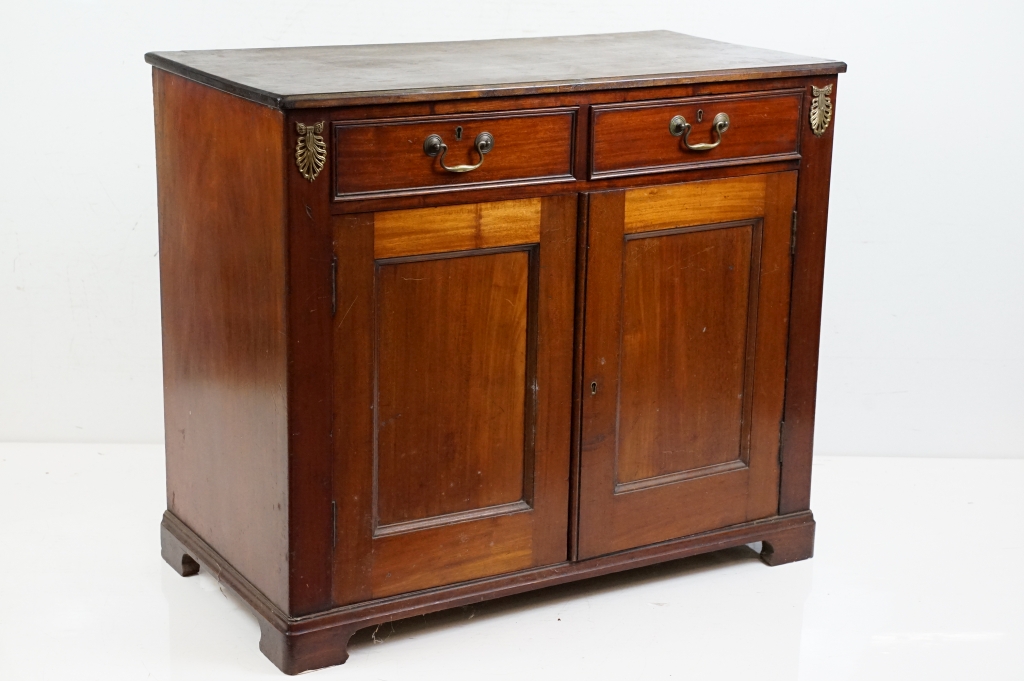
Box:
[1,0,1022,456]
[4,445,1021,680]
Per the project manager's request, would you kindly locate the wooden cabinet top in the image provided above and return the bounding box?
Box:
[145,31,846,109]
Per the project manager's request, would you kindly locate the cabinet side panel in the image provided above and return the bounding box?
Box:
[780,77,839,513]
[154,69,289,609]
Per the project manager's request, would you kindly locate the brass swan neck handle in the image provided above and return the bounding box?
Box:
[423,131,495,173]
[669,112,730,151]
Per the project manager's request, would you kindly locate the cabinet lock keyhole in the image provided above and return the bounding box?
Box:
[590,381,598,395]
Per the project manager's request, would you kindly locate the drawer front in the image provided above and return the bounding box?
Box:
[590,91,802,179]
[333,108,576,201]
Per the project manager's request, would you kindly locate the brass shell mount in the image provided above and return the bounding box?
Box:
[295,121,326,182]
[809,84,833,137]
[424,131,494,173]
[669,112,730,151]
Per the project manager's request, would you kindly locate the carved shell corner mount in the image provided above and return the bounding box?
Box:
[295,121,326,181]
[809,84,833,137]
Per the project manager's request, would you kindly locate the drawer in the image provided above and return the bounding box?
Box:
[333,108,577,201]
[590,91,802,179]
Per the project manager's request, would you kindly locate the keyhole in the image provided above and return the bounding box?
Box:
[590,381,598,395]
[696,109,704,123]
[455,126,463,141]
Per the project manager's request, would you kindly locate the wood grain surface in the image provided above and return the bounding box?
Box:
[616,221,759,485]
[375,250,531,527]
[334,110,575,200]
[331,195,576,604]
[577,172,797,559]
[145,31,845,109]
[286,108,342,615]
[154,70,290,611]
[592,90,802,178]
[374,198,541,258]
[624,174,767,233]
[780,78,840,514]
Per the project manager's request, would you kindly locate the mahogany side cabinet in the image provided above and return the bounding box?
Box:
[147,31,844,674]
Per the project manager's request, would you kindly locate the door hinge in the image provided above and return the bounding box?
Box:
[778,421,786,465]
[790,211,798,256]
[330,255,338,317]
[331,500,337,549]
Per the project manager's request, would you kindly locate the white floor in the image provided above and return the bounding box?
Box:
[0,444,1021,680]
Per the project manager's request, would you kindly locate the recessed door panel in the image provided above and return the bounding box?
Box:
[617,221,760,489]
[579,173,797,559]
[376,250,532,529]
[332,196,575,604]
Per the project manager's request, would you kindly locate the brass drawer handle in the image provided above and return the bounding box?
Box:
[669,112,730,151]
[423,131,495,173]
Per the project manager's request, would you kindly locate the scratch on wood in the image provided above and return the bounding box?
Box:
[338,297,357,325]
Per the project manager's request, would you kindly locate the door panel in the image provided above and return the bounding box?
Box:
[332,195,575,604]
[578,172,797,559]
[376,250,531,528]
[617,221,761,488]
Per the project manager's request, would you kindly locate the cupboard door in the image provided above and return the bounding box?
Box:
[332,195,575,604]
[578,173,797,558]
